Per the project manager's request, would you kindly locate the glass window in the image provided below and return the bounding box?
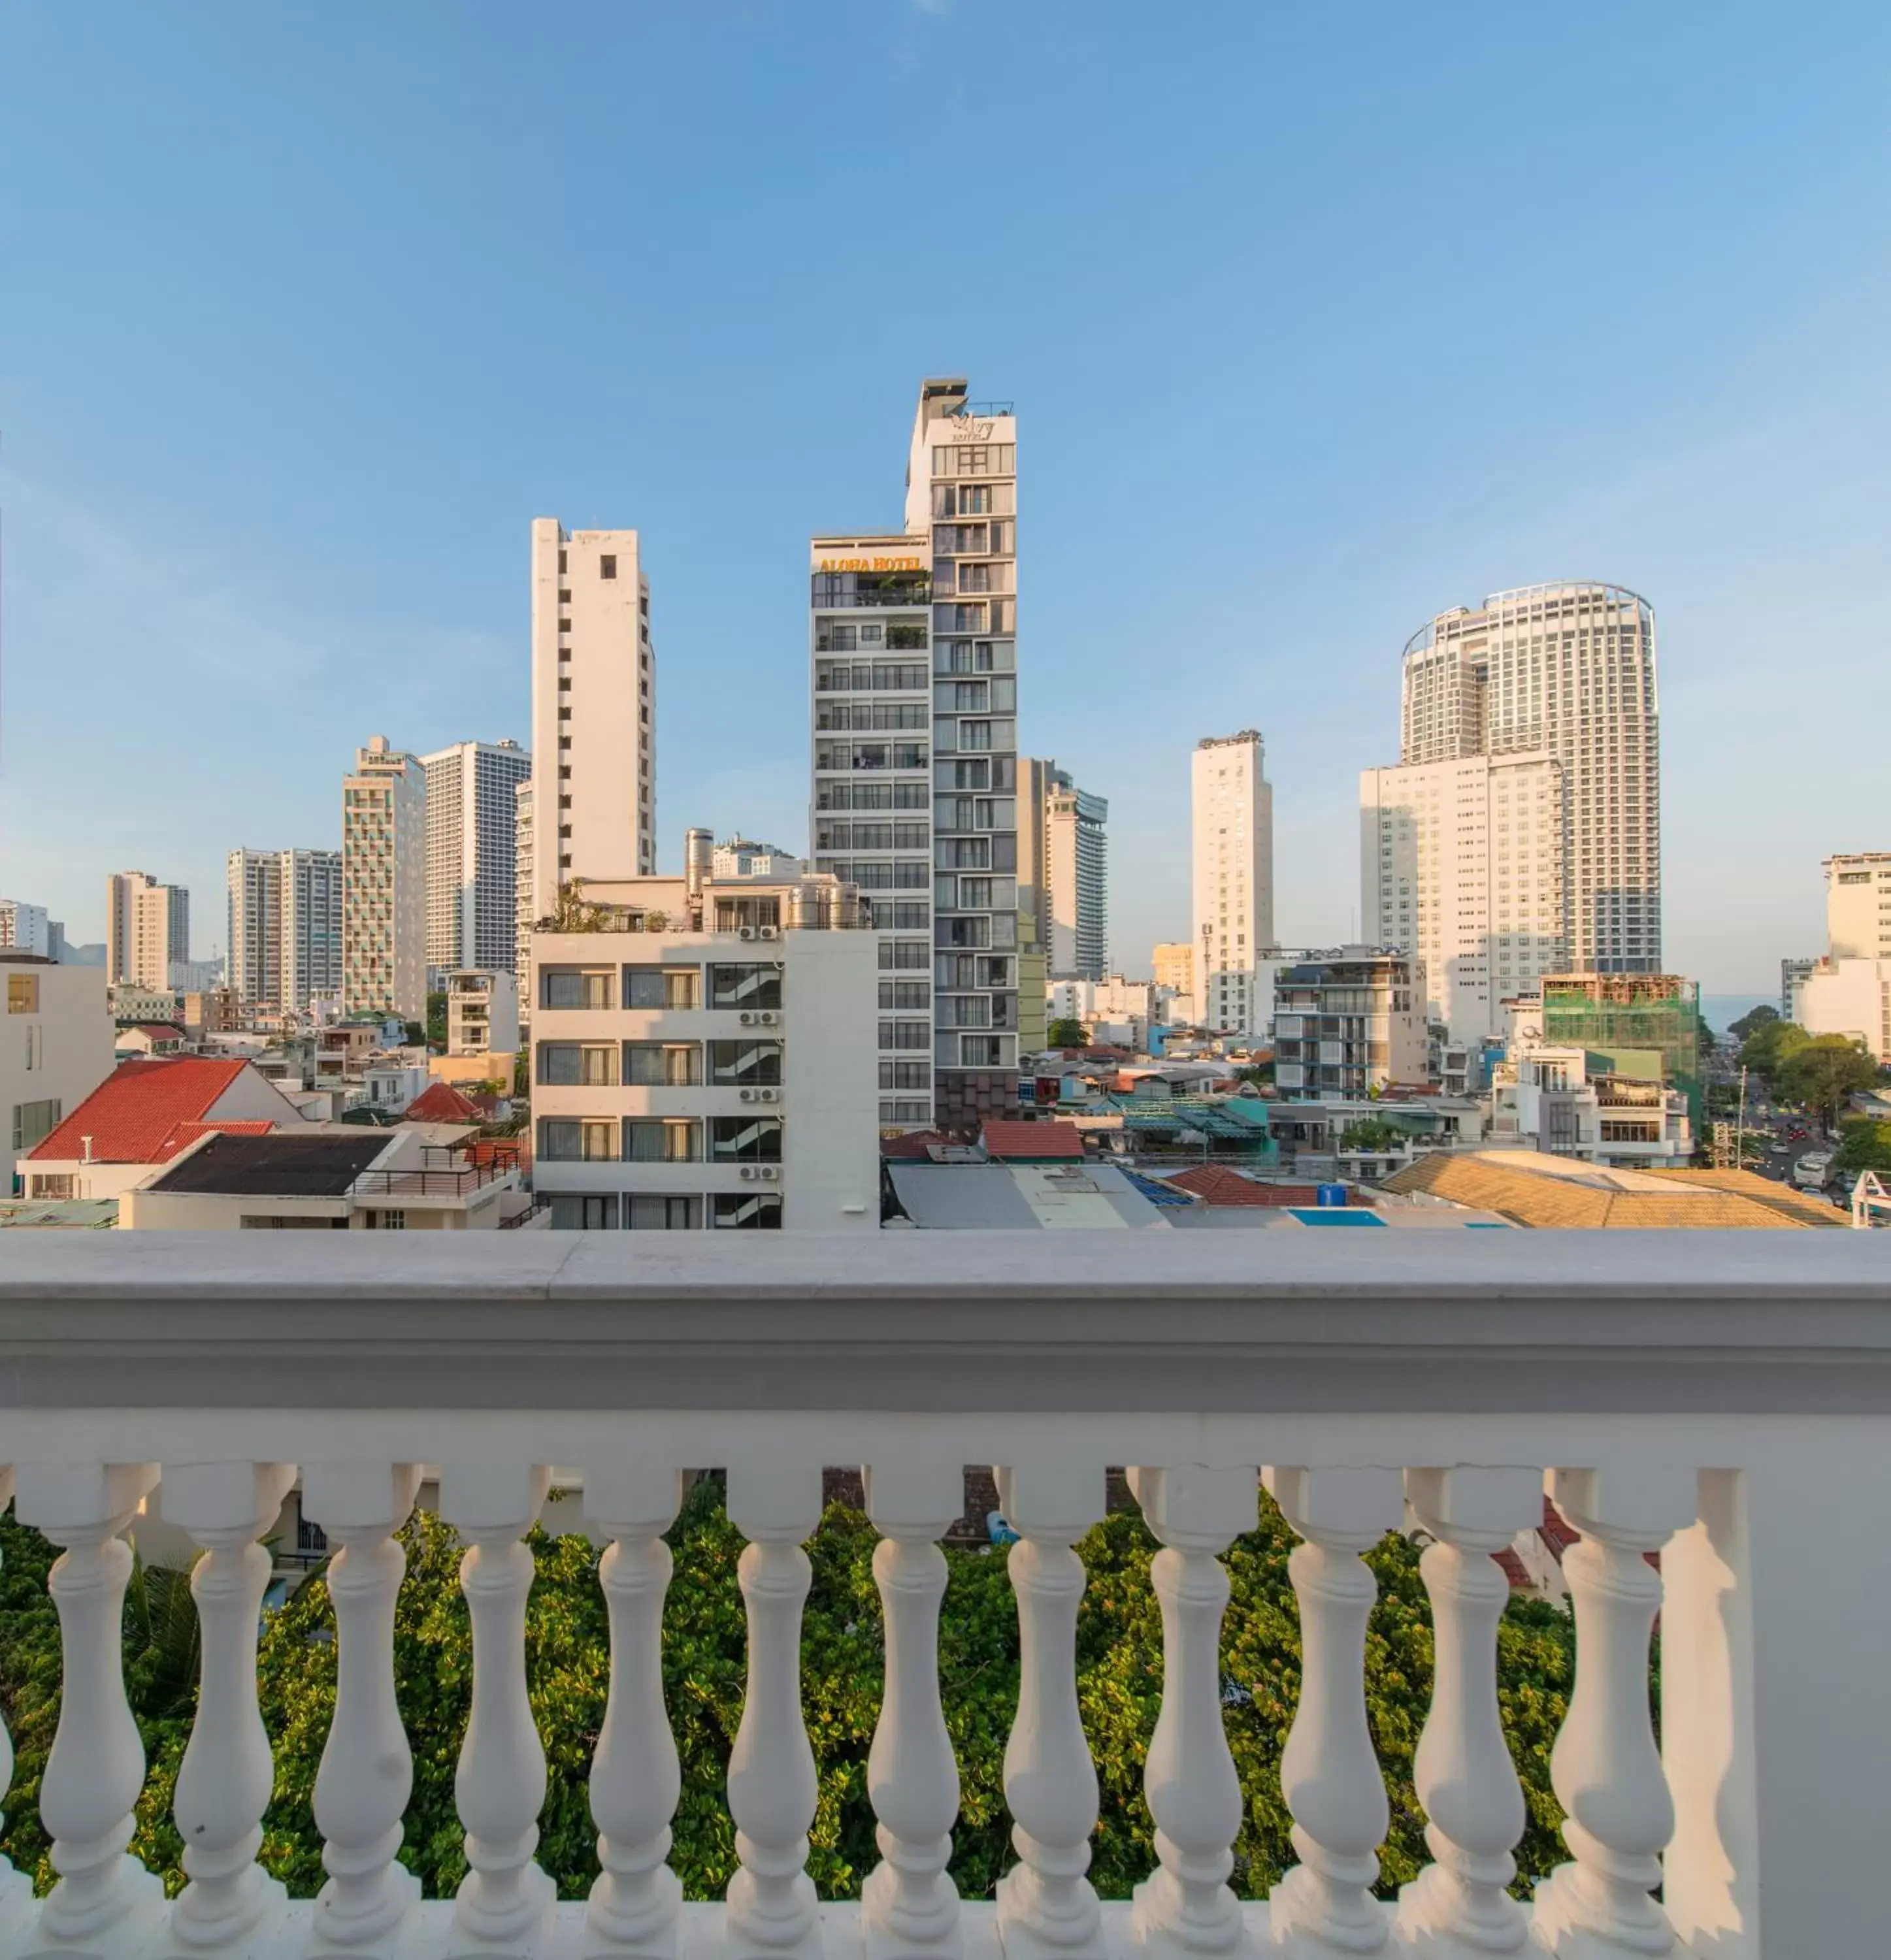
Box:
[550,1194,619,1230]
[623,1119,700,1162]
[710,1115,783,1162]
[714,1192,782,1230]
[623,1043,702,1086]
[708,964,783,1010]
[537,1043,618,1086]
[538,1119,618,1161]
[627,1195,702,1230]
[542,968,612,1009]
[7,974,39,1014]
[709,1039,783,1084]
[623,966,699,1009]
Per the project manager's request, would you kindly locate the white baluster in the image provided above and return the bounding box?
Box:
[993,1462,1106,1960]
[163,1460,298,1953]
[1530,1467,1697,1960]
[303,1462,423,1958]
[1395,1467,1543,1959]
[14,1462,165,1953]
[1262,1465,1404,1959]
[861,1460,964,1960]
[438,1463,556,1959]
[1129,1465,1258,1960]
[582,1463,684,1960]
[725,1462,823,1960]
[0,1469,31,1946]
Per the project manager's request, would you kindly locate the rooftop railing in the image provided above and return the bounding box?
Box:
[0,1233,1883,1957]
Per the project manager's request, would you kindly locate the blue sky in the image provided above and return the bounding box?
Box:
[3,2,1888,993]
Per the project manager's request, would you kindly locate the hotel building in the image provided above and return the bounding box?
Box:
[226,848,343,1011]
[421,738,533,974]
[341,737,427,1022]
[1189,731,1275,1034]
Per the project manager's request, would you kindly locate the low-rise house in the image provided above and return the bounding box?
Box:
[114,1022,188,1058]
[1490,1043,1692,1167]
[17,1056,313,1201]
[432,969,520,1086]
[120,1126,542,1231]
[2,950,116,1174]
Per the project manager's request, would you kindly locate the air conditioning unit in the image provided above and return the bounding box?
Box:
[739,1011,755,1026]
[758,1166,780,1182]
[738,926,758,941]
[758,925,780,940]
[740,1087,757,1102]
[757,1010,780,1026]
[758,1087,779,1103]
[740,1165,759,1181]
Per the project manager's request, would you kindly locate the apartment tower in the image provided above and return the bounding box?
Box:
[810,378,1020,1131]
[1021,760,1108,981]
[227,849,342,1011]
[421,738,533,974]
[105,871,188,989]
[529,521,655,920]
[1189,732,1275,1033]
[1389,582,1660,981]
[341,736,427,1022]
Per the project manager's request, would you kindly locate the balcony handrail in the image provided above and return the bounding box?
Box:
[0,1236,1884,1957]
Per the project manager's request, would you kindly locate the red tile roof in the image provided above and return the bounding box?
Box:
[1164,1168,1332,1208]
[152,1119,276,1164]
[127,1022,186,1041]
[29,1059,254,1163]
[403,1081,487,1124]
[983,1120,1086,1160]
[881,1129,949,1160]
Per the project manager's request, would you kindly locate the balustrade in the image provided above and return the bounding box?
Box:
[0,1231,1879,1957]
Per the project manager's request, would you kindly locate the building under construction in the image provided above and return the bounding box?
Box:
[1540,973,1702,1129]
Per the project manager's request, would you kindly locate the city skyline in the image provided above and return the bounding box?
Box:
[5,5,1890,991]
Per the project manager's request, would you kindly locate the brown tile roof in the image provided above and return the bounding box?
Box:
[982,1120,1086,1160]
[31,1059,255,1164]
[1380,1151,1845,1228]
[1164,1168,1330,1208]
[402,1081,487,1124]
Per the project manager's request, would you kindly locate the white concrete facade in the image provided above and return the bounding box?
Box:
[515,778,535,983]
[1492,1042,1694,1164]
[0,900,51,957]
[1822,851,1891,960]
[227,847,342,1011]
[1796,955,1891,1064]
[531,914,878,1233]
[342,736,427,1024]
[421,738,533,975]
[1395,583,1660,975]
[445,969,519,1062]
[531,521,655,915]
[1274,947,1428,1098]
[1190,731,1275,1034]
[1361,751,1566,1039]
[2,953,115,1166]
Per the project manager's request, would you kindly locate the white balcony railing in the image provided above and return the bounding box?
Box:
[1,1232,1887,1959]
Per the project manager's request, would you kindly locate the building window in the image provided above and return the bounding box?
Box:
[624,1119,700,1162]
[6,974,38,1013]
[708,1039,782,1084]
[539,1119,618,1161]
[710,1115,782,1163]
[550,1194,619,1230]
[627,1195,702,1230]
[624,1042,702,1086]
[11,1098,60,1151]
[538,1042,619,1086]
[713,1192,782,1230]
[600,555,617,580]
[708,964,783,1010]
[623,966,700,1009]
[374,1211,408,1230]
[542,968,613,1009]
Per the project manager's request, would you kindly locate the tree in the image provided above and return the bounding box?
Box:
[1728,1004,1779,1044]
[1340,1119,1402,1154]
[402,1021,426,1048]
[425,992,448,1051]
[1738,1018,1809,1086]
[1835,1119,1891,1174]
[1046,1019,1091,1050]
[0,1485,1582,1906]
[1776,1034,1880,1130]
[1232,1063,1275,1089]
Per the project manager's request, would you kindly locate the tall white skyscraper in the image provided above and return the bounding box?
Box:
[1021,759,1108,981]
[227,849,343,1010]
[530,521,655,917]
[1189,731,1275,1032]
[515,778,536,983]
[1360,754,1565,1037]
[342,736,427,1021]
[106,871,188,988]
[421,738,533,973]
[810,378,1020,1131]
[1391,581,1660,976]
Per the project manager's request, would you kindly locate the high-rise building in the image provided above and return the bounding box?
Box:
[1189,731,1275,1033]
[105,872,188,989]
[1822,852,1891,960]
[1021,760,1108,981]
[1392,581,1660,976]
[515,779,536,983]
[342,736,427,1022]
[1792,853,1891,1063]
[227,849,342,1010]
[810,378,1021,1131]
[1274,948,1428,1098]
[0,900,51,958]
[529,521,655,919]
[421,739,533,974]
[1360,753,1566,1038]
